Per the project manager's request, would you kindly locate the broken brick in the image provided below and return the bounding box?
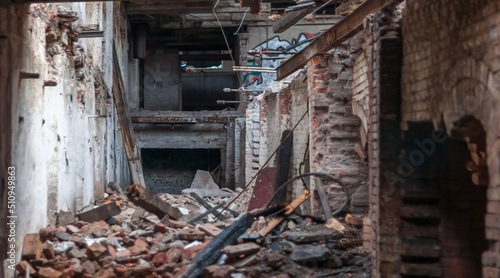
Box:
[66,224,80,234]
[128,238,149,256]
[201,265,235,278]
[38,267,63,278]
[154,222,168,234]
[16,261,36,276]
[152,252,169,267]
[169,219,193,229]
[199,223,222,237]
[181,242,209,262]
[222,242,260,258]
[42,243,55,259]
[86,242,107,260]
[178,230,206,241]
[166,247,182,264]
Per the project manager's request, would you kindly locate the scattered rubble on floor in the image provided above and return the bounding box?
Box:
[17,182,370,278]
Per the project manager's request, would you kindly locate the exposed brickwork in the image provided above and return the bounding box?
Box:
[360,5,404,277]
[400,1,500,276]
[307,45,369,216]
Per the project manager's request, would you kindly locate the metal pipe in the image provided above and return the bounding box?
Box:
[216,100,248,104]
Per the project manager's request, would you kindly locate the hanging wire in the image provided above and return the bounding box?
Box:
[214,108,309,218]
[234,8,250,35]
[213,0,243,86]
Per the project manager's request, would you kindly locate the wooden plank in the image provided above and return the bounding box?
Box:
[190,192,228,221]
[126,184,183,219]
[21,234,41,261]
[76,202,121,223]
[274,130,293,204]
[258,190,310,236]
[273,5,318,33]
[188,202,226,224]
[314,177,332,220]
[276,0,399,80]
[112,42,145,186]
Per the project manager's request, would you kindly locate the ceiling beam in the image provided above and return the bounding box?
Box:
[276,0,400,80]
[272,5,319,33]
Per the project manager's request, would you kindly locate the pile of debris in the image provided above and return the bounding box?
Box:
[16,173,369,278]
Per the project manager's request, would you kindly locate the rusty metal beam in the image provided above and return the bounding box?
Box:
[276,0,399,80]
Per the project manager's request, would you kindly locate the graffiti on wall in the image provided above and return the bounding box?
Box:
[243,32,316,90]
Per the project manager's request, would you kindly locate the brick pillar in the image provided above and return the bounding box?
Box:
[365,11,404,277]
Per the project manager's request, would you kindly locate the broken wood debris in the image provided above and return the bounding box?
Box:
[76,202,121,223]
[258,190,311,236]
[126,184,182,220]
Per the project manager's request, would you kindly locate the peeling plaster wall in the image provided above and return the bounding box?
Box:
[0,3,133,274]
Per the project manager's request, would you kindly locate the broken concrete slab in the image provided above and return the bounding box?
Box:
[190,170,220,190]
[77,202,121,223]
[283,228,343,243]
[290,245,330,263]
[57,210,76,226]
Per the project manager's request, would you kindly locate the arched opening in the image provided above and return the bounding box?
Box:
[398,117,488,277]
[440,116,488,277]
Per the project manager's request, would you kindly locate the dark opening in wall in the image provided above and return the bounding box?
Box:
[141,148,221,194]
[398,119,488,277]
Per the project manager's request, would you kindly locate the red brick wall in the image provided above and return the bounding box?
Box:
[307,48,369,216]
[401,1,500,276]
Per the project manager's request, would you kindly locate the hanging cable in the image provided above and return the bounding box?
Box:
[234,8,250,35]
[213,0,243,85]
[214,108,309,218]
[264,172,350,216]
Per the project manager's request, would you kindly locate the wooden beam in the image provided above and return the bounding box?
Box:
[276,0,399,80]
[112,41,146,186]
[273,5,318,33]
[131,110,244,124]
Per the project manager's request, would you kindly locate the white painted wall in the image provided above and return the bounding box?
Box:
[7,3,133,273]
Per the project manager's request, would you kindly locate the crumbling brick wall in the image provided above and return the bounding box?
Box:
[306,46,369,216]
[353,5,404,276]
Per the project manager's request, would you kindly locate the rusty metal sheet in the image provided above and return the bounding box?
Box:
[247,167,277,212]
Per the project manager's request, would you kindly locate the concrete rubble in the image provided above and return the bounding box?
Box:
[17,185,369,278]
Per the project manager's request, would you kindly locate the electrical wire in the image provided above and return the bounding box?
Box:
[264,172,350,216]
[213,0,243,86]
[234,8,250,35]
[214,108,309,218]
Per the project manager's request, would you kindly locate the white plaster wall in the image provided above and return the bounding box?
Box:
[8,3,134,269]
[11,14,50,268]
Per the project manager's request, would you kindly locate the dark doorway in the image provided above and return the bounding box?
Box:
[141,148,221,194]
